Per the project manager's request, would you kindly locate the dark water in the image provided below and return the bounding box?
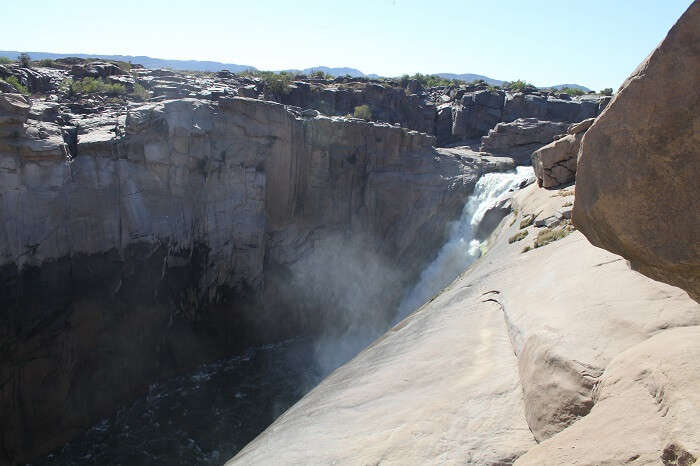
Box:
[30,339,323,466]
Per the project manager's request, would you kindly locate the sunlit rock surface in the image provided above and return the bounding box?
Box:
[228,183,699,465]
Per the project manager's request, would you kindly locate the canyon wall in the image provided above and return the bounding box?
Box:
[0,93,511,463]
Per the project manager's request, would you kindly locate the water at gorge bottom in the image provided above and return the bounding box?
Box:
[31,339,322,466]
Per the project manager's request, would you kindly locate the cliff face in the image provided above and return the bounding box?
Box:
[573,1,700,302]
[0,92,512,463]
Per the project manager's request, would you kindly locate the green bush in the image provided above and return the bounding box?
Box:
[18,53,31,68]
[3,76,28,94]
[258,71,292,96]
[600,88,613,96]
[38,58,56,67]
[131,83,150,100]
[70,77,126,96]
[0,56,11,64]
[310,70,332,80]
[410,73,455,88]
[505,79,535,92]
[557,87,586,96]
[353,104,372,120]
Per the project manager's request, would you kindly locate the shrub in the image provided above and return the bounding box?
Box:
[521,245,532,253]
[505,79,534,92]
[410,73,455,88]
[0,56,11,64]
[3,76,28,94]
[261,72,292,96]
[131,83,150,100]
[70,77,125,96]
[533,224,574,248]
[557,87,586,96]
[508,230,529,243]
[600,88,613,96]
[353,104,372,120]
[519,214,535,229]
[38,58,55,67]
[310,70,332,80]
[18,53,31,68]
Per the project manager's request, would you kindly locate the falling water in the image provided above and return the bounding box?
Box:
[395,166,534,321]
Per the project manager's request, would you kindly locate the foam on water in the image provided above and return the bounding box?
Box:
[395,166,534,321]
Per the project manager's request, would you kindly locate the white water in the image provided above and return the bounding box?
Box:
[395,166,534,321]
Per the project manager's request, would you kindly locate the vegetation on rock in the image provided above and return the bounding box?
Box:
[353,104,372,120]
[556,87,586,96]
[509,230,529,243]
[3,76,28,94]
[37,58,57,68]
[18,53,31,68]
[65,77,126,96]
[519,214,535,229]
[505,79,535,92]
[131,83,150,100]
[533,223,574,248]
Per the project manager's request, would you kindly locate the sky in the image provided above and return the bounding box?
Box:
[3,0,693,90]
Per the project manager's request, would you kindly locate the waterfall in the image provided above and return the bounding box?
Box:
[395,166,534,322]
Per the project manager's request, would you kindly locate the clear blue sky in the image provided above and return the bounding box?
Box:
[3,0,693,90]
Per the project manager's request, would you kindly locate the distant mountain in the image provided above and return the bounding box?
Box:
[435,73,504,86]
[0,51,255,73]
[281,66,368,77]
[546,83,593,92]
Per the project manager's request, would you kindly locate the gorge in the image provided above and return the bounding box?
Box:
[2,2,699,465]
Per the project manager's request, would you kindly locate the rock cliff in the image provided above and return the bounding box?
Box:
[0,88,511,463]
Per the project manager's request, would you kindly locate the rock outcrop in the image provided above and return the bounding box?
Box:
[0,60,609,148]
[227,182,700,466]
[479,118,569,163]
[531,117,594,188]
[0,92,512,463]
[573,1,700,302]
[502,92,600,123]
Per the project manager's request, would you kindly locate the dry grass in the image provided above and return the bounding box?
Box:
[519,214,535,229]
[534,224,575,248]
[509,230,529,243]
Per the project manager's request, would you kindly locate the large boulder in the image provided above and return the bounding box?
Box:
[69,61,127,79]
[573,1,700,302]
[531,117,595,188]
[0,93,30,137]
[480,117,568,164]
[502,92,600,123]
